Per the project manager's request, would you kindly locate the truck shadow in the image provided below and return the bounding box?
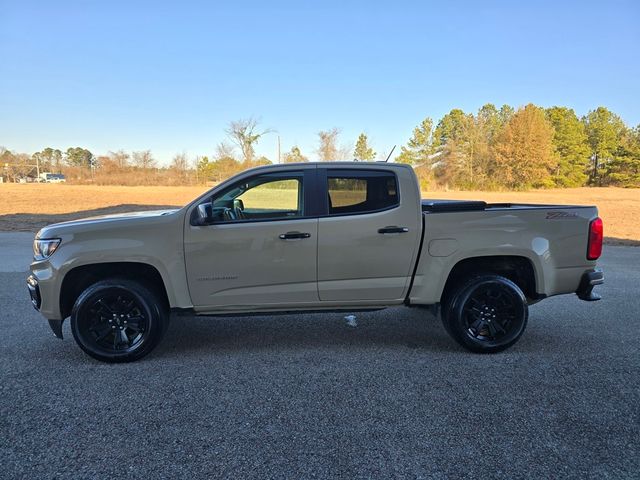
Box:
[155,307,457,356]
[0,204,180,231]
[604,236,640,246]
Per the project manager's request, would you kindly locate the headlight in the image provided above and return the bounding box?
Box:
[33,238,61,260]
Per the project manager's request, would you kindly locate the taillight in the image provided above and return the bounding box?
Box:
[587,217,603,260]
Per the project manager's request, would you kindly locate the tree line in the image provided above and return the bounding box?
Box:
[0,145,212,186]
[398,104,639,189]
[1,104,638,188]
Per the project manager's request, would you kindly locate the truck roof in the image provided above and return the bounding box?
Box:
[242,161,413,174]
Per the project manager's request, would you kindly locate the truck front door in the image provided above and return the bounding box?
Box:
[184,168,319,310]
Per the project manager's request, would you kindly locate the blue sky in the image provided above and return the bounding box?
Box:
[1,0,638,165]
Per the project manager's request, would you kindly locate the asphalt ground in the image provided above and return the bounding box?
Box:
[1,232,638,479]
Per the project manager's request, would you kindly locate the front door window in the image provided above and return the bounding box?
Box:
[209,173,304,222]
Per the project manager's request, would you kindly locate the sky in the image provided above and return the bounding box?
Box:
[1,0,639,165]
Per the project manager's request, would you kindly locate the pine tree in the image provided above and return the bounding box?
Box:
[65,147,95,168]
[582,107,626,185]
[433,109,468,149]
[498,105,515,126]
[432,109,491,187]
[196,156,213,181]
[609,125,640,187]
[396,118,434,165]
[545,106,591,187]
[477,104,502,145]
[353,133,376,161]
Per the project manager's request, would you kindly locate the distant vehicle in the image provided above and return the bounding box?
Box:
[39,173,66,183]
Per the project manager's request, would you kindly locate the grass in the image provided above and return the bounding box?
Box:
[0,183,638,244]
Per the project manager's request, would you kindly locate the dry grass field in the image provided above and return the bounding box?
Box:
[0,183,638,244]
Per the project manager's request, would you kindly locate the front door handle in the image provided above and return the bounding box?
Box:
[279,231,311,240]
[378,226,409,234]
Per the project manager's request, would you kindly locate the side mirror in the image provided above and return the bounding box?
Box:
[195,203,213,225]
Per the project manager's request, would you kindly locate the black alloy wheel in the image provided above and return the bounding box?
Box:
[71,279,168,363]
[442,275,528,353]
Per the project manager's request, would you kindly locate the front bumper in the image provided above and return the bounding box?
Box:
[576,268,604,301]
[26,275,41,310]
[27,274,64,339]
[28,257,64,320]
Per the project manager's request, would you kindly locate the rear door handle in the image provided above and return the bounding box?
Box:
[279,231,311,240]
[378,226,409,234]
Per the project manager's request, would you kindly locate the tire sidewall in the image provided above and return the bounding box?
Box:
[70,279,167,363]
[447,275,528,353]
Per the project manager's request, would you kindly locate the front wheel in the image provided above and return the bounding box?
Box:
[442,275,528,353]
[70,279,169,363]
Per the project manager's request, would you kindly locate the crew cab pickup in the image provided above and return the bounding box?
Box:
[28,162,604,362]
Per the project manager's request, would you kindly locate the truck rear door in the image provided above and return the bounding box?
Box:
[317,167,422,302]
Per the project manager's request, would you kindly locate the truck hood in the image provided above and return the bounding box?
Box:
[36,209,180,239]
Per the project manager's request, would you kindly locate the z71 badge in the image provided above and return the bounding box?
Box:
[546,211,579,219]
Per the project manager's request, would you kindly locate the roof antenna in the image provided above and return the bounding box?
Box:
[383,145,396,163]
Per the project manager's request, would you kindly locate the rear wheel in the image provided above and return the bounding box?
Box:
[70,279,168,363]
[442,275,528,353]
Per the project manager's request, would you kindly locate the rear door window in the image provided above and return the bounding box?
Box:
[326,170,399,215]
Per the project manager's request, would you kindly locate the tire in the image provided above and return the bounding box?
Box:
[70,279,169,363]
[442,275,528,353]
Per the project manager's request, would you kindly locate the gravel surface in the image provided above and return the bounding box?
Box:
[1,246,638,479]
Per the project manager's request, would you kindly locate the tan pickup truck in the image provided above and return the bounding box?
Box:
[28,162,604,362]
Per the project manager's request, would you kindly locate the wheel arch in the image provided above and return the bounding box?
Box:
[440,255,539,305]
[60,262,170,320]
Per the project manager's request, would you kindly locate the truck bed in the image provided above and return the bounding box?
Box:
[410,199,600,305]
[421,199,594,213]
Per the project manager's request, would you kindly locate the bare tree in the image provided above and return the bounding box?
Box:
[131,150,156,169]
[317,128,341,161]
[108,150,130,168]
[170,152,188,172]
[170,152,189,182]
[338,143,353,161]
[225,118,273,164]
[215,141,236,160]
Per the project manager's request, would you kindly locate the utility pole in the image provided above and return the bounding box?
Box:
[277,135,281,164]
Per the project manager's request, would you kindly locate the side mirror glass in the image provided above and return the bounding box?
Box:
[195,203,212,225]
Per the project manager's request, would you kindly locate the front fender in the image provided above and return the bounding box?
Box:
[48,319,64,339]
